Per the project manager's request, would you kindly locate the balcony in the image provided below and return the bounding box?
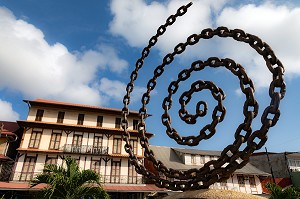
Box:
[10,172,38,182]
[11,172,144,184]
[102,175,144,184]
[62,144,108,155]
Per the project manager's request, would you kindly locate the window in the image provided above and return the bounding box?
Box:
[45,156,57,165]
[237,175,245,187]
[191,154,197,164]
[93,135,103,148]
[77,114,84,125]
[49,131,61,150]
[200,155,205,164]
[209,156,217,161]
[113,138,122,154]
[111,161,121,183]
[133,120,139,130]
[97,116,103,127]
[72,133,83,153]
[249,175,256,187]
[91,159,101,174]
[115,118,121,128]
[128,161,138,184]
[220,179,227,187]
[57,111,65,123]
[35,109,44,121]
[72,134,83,146]
[130,139,138,155]
[20,156,36,181]
[28,130,42,148]
[93,135,103,154]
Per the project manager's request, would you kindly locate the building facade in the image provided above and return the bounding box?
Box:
[0,121,22,182]
[146,146,270,195]
[250,152,300,189]
[6,99,165,198]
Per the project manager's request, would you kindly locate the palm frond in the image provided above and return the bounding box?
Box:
[30,157,109,199]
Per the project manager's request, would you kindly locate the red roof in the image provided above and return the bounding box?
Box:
[0,154,13,161]
[0,121,20,132]
[25,99,140,115]
[0,182,46,190]
[0,121,20,140]
[0,182,167,192]
[104,184,167,192]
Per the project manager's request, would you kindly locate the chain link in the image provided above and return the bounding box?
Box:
[122,2,285,190]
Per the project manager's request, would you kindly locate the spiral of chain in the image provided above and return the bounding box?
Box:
[122,2,286,191]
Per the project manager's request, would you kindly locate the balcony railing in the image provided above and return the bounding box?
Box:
[102,175,143,184]
[11,172,143,184]
[62,144,108,155]
[10,172,39,182]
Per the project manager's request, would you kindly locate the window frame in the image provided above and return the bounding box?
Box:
[133,119,139,130]
[57,111,65,123]
[249,175,256,188]
[77,114,85,125]
[200,155,205,164]
[49,130,62,150]
[237,175,245,187]
[28,130,42,149]
[93,134,103,148]
[35,109,44,121]
[220,179,227,187]
[115,118,121,129]
[45,155,58,166]
[20,155,37,181]
[91,158,101,174]
[97,116,103,127]
[72,133,83,146]
[111,160,121,183]
[130,139,138,155]
[191,154,197,164]
[113,137,122,154]
[128,160,138,183]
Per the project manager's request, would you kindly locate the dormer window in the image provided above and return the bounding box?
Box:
[97,116,103,127]
[200,155,205,164]
[191,154,196,164]
[35,109,44,121]
[77,114,84,125]
[133,120,139,130]
[115,118,121,129]
[57,111,65,123]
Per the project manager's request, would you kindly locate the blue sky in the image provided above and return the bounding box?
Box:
[0,0,300,153]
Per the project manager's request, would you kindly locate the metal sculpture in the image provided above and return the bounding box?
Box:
[122,2,285,191]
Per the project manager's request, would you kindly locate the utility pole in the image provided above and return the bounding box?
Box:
[265,147,276,184]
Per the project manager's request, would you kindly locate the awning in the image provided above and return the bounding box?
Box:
[0,154,13,162]
[0,182,167,193]
[0,182,46,191]
[104,184,167,192]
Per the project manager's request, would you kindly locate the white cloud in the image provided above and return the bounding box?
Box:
[97,77,146,104]
[109,0,228,54]
[109,0,300,90]
[0,99,19,121]
[216,2,300,88]
[0,6,129,106]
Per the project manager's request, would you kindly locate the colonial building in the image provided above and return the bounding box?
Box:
[0,121,22,181]
[250,152,300,189]
[146,145,270,195]
[4,99,165,198]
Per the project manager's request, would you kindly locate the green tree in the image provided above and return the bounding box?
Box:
[31,157,109,199]
[265,182,300,199]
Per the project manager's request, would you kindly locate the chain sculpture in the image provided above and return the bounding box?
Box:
[122,2,285,191]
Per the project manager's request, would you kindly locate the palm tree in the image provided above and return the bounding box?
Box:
[31,157,109,199]
[265,182,300,199]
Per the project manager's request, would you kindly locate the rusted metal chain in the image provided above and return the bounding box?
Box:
[122,2,285,191]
